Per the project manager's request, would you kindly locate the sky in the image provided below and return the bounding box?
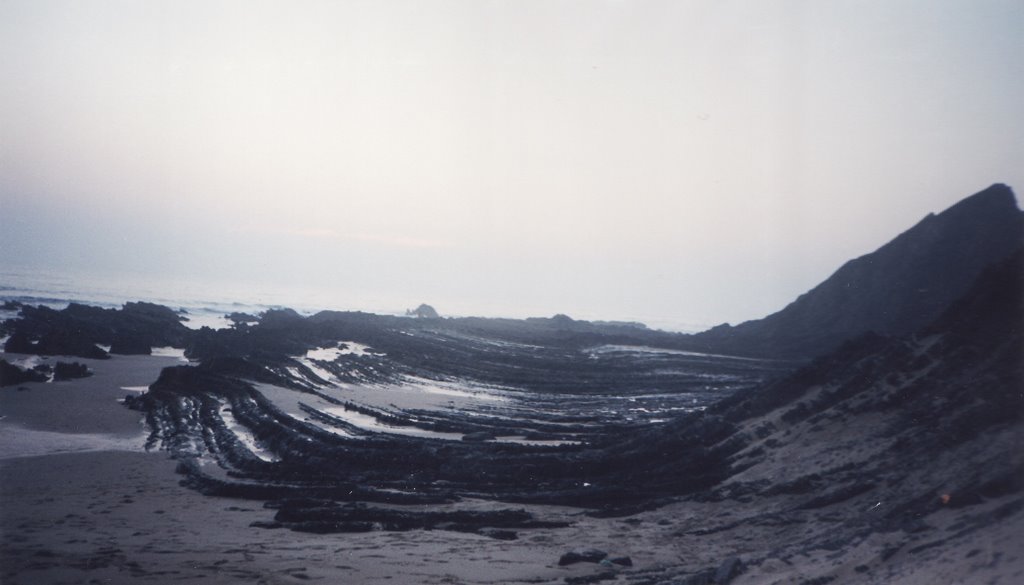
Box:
[1,0,1022,330]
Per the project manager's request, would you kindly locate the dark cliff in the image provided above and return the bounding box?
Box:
[693,184,1024,359]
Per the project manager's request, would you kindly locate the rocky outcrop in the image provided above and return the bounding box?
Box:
[227,312,259,326]
[0,359,49,386]
[5,324,109,359]
[4,301,189,359]
[53,361,91,381]
[406,303,440,319]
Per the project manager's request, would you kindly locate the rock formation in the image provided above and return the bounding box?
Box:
[406,303,440,319]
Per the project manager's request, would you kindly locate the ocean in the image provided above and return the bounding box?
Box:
[0,268,410,330]
[0,268,708,333]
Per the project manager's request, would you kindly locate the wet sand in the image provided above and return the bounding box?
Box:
[1,450,610,585]
[0,352,185,459]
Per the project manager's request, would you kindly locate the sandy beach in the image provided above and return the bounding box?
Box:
[3,349,1023,585]
[2,450,617,585]
[4,443,1021,585]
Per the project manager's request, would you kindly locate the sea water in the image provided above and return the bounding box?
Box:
[0,267,708,332]
[0,268,410,330]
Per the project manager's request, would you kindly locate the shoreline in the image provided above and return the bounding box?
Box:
[2,289,1022,583]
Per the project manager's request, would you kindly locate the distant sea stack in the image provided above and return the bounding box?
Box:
[693,183,1024,359]
[406,304,440,319]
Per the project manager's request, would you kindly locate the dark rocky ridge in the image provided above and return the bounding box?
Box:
[693,183,1024,358]
[52,361,92,381]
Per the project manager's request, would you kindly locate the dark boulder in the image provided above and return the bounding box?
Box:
[53,361,92,381]
[559,549,608,566]
[0,359,49,386]
[714,557,744,584]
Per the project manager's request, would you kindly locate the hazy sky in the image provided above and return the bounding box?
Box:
[2,0,1022,329]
